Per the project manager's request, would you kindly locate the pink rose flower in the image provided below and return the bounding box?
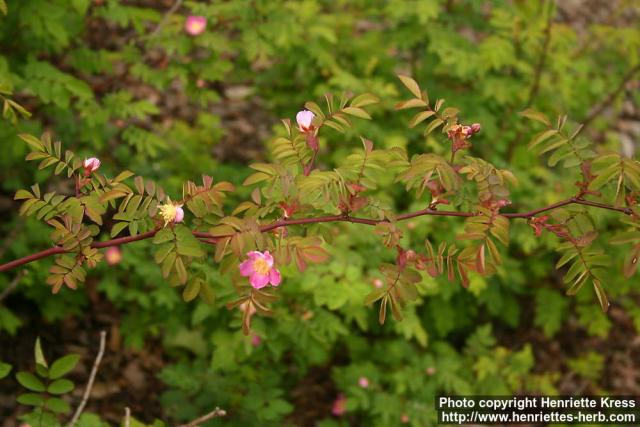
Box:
[358,376,369,388]
[239,251,281,289]
[331,394,346,416]
[185,16,207,36]
[83,157,100,175]
[159,202,184,226]
[105,247,122,266]
[296,110,315,133]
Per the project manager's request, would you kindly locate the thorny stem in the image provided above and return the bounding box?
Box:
[0,197,633,273]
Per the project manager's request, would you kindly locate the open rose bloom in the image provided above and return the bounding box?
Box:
[239,250,281,289]
[185,16,207,36]
[159,202,184,226]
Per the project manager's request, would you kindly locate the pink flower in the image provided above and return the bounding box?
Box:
[239,251,281,289]
[159,202,184,226]
[296,110,315,133]
[185,16,207,36]
[174,206,184,223]
[331,394,346,416]
[251,334,262,346]
[401,414,410,424]
[373,278,383,288]
[358,377,369,388]
[105,247,122,266]
[425,366,436,375]
[83,157,100,175]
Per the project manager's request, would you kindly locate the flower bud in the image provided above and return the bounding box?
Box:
[296,110,315,133]
[105,247,122,266]
[470,123,481,134]
[358,377,370,388]
[83,157,100,175]
[174,206,184,223]
[185,16,207,36]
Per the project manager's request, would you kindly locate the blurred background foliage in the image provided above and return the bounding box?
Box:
[1,0,639,425]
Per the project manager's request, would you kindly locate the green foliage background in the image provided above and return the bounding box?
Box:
[1,0,639,425]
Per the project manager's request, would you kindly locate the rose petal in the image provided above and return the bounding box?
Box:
[262,250,274,267]
[239,259,254,276]
[249,273,270,289]
[246,251,263,261]
[269,268,281,286]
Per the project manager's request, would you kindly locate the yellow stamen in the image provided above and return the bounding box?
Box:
[253,258,270,275]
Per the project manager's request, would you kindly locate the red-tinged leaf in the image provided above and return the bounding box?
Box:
[362,138,373,154]
[475,244,486,274]
[397,75,422,99]
[378,296,388,325]
[300,246,330,264]
[457,261,469,288]
[294,251,307,272]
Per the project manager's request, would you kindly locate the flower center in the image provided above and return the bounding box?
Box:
[160,204,177,223]
[253,258,270,275]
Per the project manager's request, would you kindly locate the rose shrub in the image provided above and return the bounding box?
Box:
[1,1,639,426]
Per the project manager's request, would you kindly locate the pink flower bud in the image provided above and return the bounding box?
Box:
[401,414,410,424]
[83,157,101,174]
[296,110,315,133]
[185,16,207,36]
[358,377,369,388]
[373,278,384,288]
[251,334,262,347]
[105,247,122,266]
[332,394,347,416]
[470,123,481,133]
[174,206,184,223]
[425,366,436,375]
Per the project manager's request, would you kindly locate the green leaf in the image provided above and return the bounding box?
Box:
[17,392,45,406]
[47,397,71,414]
[49,354,80,379]
[34,337,48,369]
[593,280,609,313]
[16,372,46,392]
[0,361,11,379]
[48,378,75,394]
[397,74,422,99]
[0,0,7,15]
[14,189,33,200]
[19,133,44,151]
[183,279,201,302]
[342,107,371,119]
[519,108,551,126]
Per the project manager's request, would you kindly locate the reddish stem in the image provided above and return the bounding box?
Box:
[0,198,633,273]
